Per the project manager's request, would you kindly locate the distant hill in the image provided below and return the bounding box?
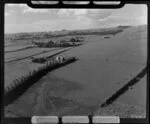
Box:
[5,25,141,41]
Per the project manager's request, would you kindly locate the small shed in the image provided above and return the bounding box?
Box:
[55,56,64,63]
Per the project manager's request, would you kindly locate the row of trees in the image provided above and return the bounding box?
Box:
[4,57,77,106]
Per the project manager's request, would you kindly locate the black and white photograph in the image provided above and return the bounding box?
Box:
[4,2,147,118]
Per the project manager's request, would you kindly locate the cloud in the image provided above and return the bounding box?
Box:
[57,9,112,22]
[6,4,112,20]
[74,9,88,15]
[96,15,147,28]
[23,7,49,13]
[6,4,25,7]
[5,12,9,16]
[87,9,112,19]
[5,4,16,7]
[5,10,14,16]
[5,4,147,34]
[18,4,49,13]
[57,9,88,17]
[6,4,49,14]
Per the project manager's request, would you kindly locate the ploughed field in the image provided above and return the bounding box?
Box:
[4,25,147,117]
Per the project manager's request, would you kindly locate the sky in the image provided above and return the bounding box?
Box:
[5,4,147,34]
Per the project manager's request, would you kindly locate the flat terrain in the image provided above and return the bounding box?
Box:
[4,25,147,117]
[5,47,71,87]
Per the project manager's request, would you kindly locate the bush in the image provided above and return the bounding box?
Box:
[32,57,47,63]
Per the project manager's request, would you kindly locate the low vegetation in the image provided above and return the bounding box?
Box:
[32,57,48,63]
[4,57,77,106]
[5,26,130,41]
[104,36,111,39]
[32,37,83,48]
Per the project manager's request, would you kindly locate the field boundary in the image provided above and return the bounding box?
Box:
[4,57,77,106]
[5,48,71,63]
[101,66,147,107]
[5,46,36,53]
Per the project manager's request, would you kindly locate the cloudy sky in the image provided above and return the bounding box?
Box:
[5,4,147,34]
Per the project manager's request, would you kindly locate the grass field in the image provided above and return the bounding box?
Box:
[4,25,147,117]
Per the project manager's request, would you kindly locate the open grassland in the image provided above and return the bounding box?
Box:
[4,25,147,117]
[5,47,71,87]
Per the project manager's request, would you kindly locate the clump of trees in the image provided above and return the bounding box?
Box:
[104,36,110,39]
[70,37,83,43]
[33,40,55,47]
[32,57,47,63]
[33,36,84,48]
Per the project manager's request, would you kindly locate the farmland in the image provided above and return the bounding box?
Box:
[4,25,147,117]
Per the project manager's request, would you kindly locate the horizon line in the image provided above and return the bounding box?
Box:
[5,24,147,35]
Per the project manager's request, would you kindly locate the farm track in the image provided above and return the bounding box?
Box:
[5,47,71,63]
[5,46,36,53]
[101,66,147,107]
